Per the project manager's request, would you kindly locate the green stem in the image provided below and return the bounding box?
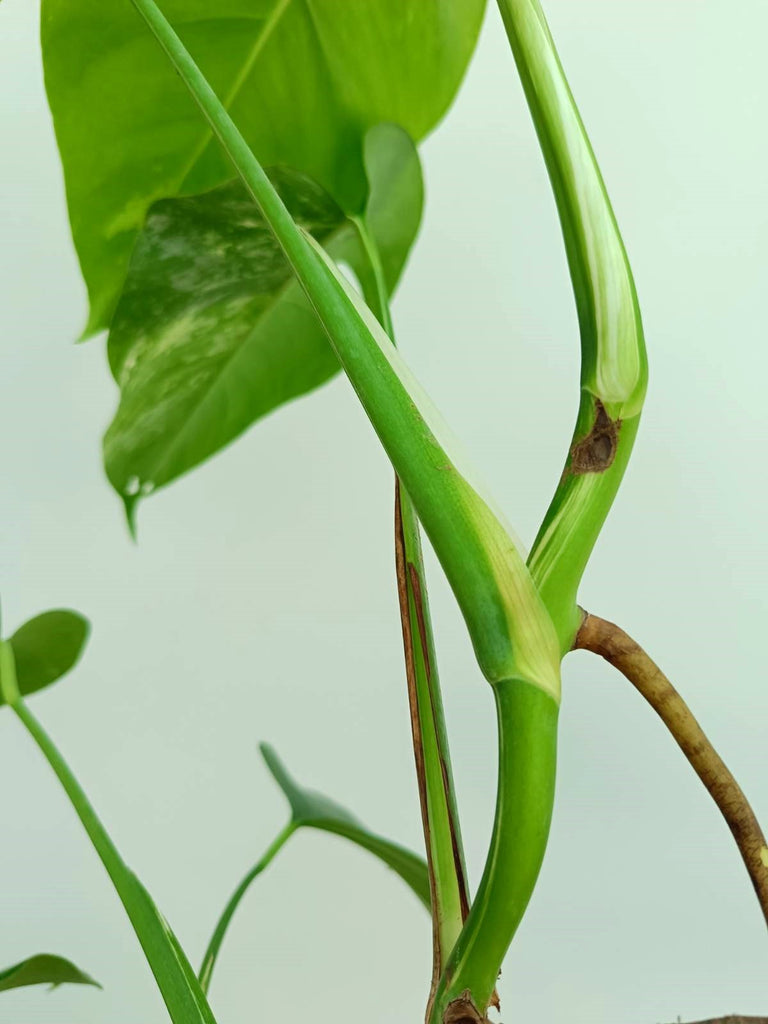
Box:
[354,214,470,986]
[430,681,558,1022]
[128,0,562,703]
[0,642,216,1024]
[494,0,647,652]
[199,823,296,994]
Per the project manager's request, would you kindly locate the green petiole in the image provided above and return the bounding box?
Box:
[0,638,218,1024]
[198,822,296,994]
[495,0,648,652]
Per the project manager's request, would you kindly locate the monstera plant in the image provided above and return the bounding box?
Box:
[0,1,765,1022]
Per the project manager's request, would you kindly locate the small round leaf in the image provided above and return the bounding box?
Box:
[4,610,90,703]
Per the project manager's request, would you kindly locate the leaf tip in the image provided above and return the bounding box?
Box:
[122,493,139,541]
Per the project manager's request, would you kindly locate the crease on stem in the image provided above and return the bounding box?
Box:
[355,212,470,1005]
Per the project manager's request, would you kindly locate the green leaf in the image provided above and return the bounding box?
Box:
[103,124,423,517]
[3,611,90,704]
[0,954,100,993]
[41,0,485,335]
[260,743,431,908]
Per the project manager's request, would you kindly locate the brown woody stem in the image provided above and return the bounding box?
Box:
[668,1018,768,1023]
[573,610,768,929]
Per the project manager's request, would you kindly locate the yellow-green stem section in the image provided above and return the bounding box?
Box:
[497,0,647,650]
[128,0,561,705]
[529,400,641,652]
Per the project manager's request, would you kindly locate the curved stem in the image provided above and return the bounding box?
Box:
[198,823,296,994]
[574,611,768,928]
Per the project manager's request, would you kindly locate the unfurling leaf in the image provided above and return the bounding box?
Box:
[0,954,100,993]
[2,610,89,704]
[103,124,423,518]
[261,743,430,908]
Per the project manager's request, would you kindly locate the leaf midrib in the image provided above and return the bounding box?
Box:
[175,0,294,194]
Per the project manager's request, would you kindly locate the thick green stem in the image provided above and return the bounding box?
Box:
[199,823,296,994]
[529,404,641,651]
[430,681,558,1022]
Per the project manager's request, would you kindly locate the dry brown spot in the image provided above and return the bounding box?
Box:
[570,400,620,474]
[443,991,489,1024]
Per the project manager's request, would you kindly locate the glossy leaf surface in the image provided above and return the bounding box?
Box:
[261,743,431,908]
[0,954,100,993]
[2,611,89,704]
[103,124,422,516]
[41,0,485,334]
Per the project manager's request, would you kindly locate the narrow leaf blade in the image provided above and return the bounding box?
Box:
[4,675,219,1024]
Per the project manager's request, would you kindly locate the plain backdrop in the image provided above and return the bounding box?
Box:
[1,2,767,1022]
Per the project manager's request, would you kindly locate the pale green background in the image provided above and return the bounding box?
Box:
[1,2,767,1021]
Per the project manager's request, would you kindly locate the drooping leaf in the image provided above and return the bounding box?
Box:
[41,0,485,334]
[103,124,423,517]
[260,743,431,908]
[2,611,90,704]
[0,954,100,993]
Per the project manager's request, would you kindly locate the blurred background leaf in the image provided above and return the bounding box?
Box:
[2,610,89,704]
[0,953,100,993]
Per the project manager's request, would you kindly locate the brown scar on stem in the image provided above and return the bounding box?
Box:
[442,991,490,1024]
[408,560,472,924]
[569,399,620,474]
[408,562,433,682]
[394,482,443,1002]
